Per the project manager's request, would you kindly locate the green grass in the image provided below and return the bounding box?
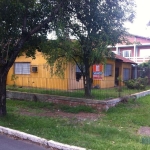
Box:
[59,105,95,113]
[7,85,150,100]
[6,100,95,113]
[1,96,150,149]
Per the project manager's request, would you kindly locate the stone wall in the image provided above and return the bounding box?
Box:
[6,90,150,111]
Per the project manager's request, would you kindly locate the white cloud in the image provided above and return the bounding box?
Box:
[125,0,150,37]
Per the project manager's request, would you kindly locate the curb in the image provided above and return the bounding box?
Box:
[0,126,86,150]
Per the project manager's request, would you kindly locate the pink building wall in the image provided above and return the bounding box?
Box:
[110,35,150,64]
[135,37,150,43]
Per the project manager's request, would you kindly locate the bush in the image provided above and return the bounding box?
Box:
[124,77,148,90]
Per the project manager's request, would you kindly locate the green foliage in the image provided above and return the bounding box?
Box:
[0,0,136,116]
[0,0,66,63]
[139,60,150,68]
[0,0,73,115]
[42,0,135,97]
[11,74,18,87]
[138,60,150,78]
[124,77,149,90]
[41,38,82,77]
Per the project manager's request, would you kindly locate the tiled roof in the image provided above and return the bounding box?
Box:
[129,34,150,40]
[115,54,137,64]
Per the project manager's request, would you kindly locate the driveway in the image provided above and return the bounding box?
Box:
[0,134,50,150]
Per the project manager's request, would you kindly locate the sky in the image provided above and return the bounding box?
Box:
[125,0,150,37]
[49,0,150,39]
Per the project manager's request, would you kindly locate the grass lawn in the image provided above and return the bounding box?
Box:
[1,96,150,149]
[6,85,150,100]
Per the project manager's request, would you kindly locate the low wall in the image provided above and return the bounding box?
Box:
[6,90,150,111]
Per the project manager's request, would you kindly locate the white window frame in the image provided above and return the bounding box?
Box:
[14,62,30,74]
[104,64,113,76]
[122,50,131,57]
[123,68,130,81]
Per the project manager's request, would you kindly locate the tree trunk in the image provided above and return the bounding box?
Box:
[0,38,27,117]
[82,45,93,98]
[83,74,92,98]
[0,69,7,116]
[0,35,30,117]
[83,57,92,98]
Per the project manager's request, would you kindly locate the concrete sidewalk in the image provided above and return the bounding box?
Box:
[0,126,86,150]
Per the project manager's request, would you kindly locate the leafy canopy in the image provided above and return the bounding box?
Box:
[42,0,135,76]
[0,0,65,62]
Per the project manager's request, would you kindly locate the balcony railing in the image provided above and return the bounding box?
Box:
[125,57,150,64]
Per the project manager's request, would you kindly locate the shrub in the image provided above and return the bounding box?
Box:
[11,74,18,87]
[124,77,148,90]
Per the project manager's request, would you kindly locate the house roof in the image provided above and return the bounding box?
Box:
[129,34,150,40]
[115,54,137,64]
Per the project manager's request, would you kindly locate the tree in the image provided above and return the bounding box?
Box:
[138,60,150,80]
[42,0,135,97]
[0,0,68,116]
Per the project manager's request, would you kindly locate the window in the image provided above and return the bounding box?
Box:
[122,50,131,57]
[14,62,30,74]
[76,65,85,73]
[104,64,112,76]
[76,65,81,72]
[76,65,82,81]
[123,68,130,81]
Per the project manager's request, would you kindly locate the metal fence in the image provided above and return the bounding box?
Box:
[6,64,150,100]
[7,76,149,100]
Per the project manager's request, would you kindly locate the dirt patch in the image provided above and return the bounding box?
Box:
[138,127,150,136]
[18,108,103,121]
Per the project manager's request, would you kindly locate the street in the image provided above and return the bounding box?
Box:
[0,134,50,150]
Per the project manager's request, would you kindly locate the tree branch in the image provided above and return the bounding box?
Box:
[22,14,27,35]
[29,2,63,36]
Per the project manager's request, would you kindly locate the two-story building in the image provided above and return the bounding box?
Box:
[110,34,150,64]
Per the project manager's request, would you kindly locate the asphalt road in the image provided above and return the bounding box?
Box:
[0,134,50,150]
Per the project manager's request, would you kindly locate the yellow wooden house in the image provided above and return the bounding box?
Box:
[7,51,136,90]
